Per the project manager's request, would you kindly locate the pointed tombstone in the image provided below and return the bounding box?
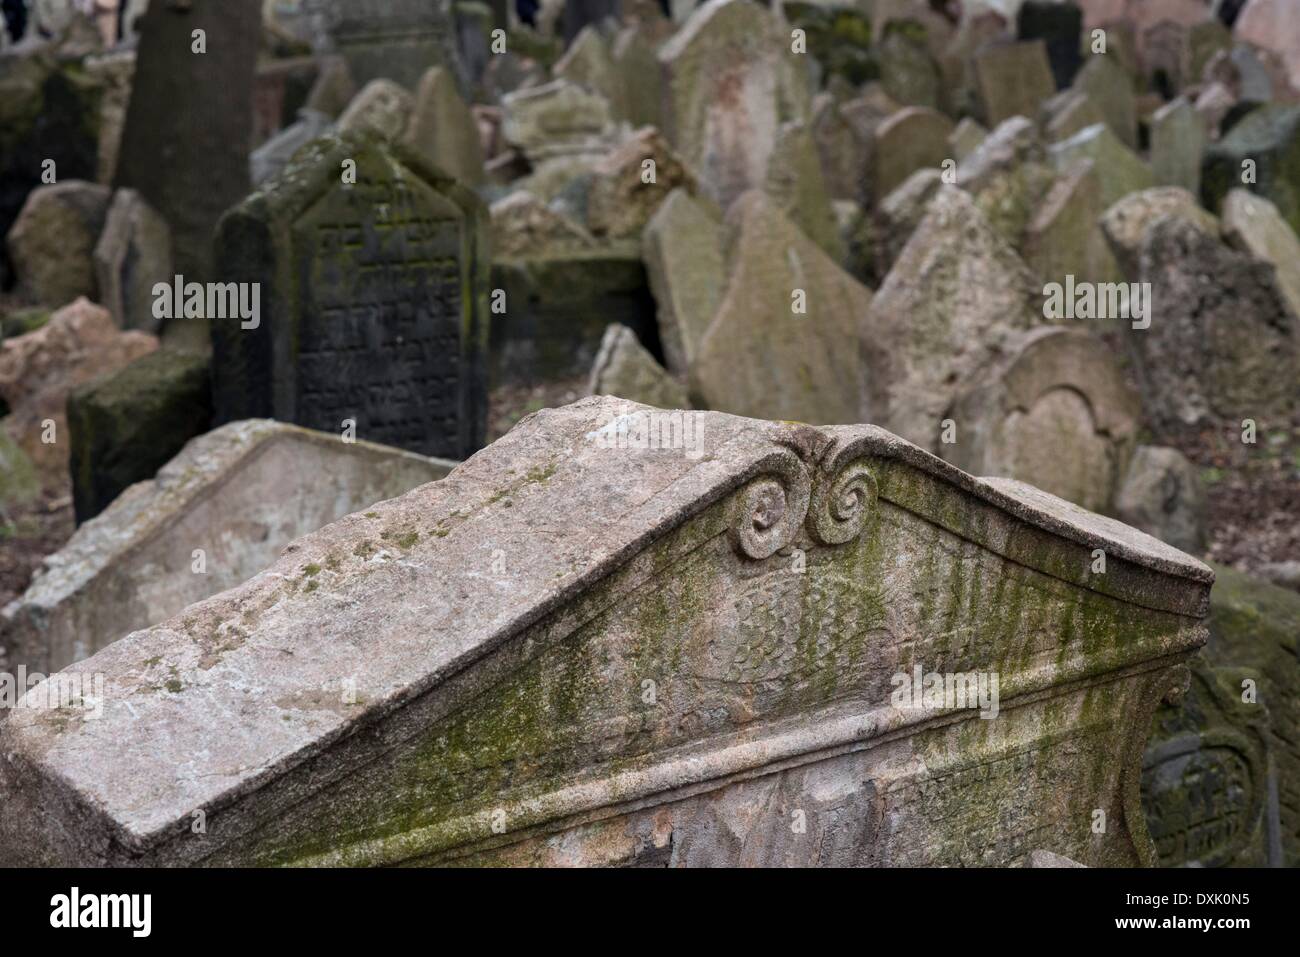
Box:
[1023,160,1122,285]
[113,0,261,281]
[764,121,844,262]
[212,131,490,460]
[948,117,987,162]
[554,24,624,119]
[1222,188,1300,321]
[871,106,954,204]
[93,188,173,334]
[642,188,726,375]
[1048,122,1153,211]
[1202,105,1300,237]
[658,0,811,211]
[1133,215,1300,429]
[612,23,664,130]
[973,40,1057,127]
[941,327,1140,514]
[337,78,414,142]
[1073,53,1138,148]
[691,191,872,425]
[1043,88,1106,142]
[0,394,1213,867]
[1099,186,1219,279]
[1150,96,1205,195]
[859,186,1043,451]
[402,66,485,187]
[956,116,1056,248]
[588,323,689,409]
[875,26,942,110]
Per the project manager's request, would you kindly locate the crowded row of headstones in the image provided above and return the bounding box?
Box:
[0,0,1296,866]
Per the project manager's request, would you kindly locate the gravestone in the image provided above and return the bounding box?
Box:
[860,186,1043,451]
[691,191,872,425]
[1,419,455,675]
[859,168,942,285]
[940,327,1140,515]
[872,106,954,204]
[319,0,463,92]
[1235,0,1300,96]
[113,0,261,281]
[212,131,489,461]
[1202,105,1300,237]
[956,116,1057,248]
[0,395,1212,867]
[93,188,173,334]
[612,23,663,130]
[642,188,726,375]
[1132,215,1299,429]
[553,25,623,118]
[402,66,485,187]
[1222,188,1300,320]
[501,79,616,164]
[5,180,110,306]
[1024,160,1122,286]
[586,127,696,240]
[763,121,843,261]
[973,40,1057,127]
[658,0,810,211]
[587,323,688,410]
[250,107,333,187]
[1073,53,1138,149]
[1044,89,1105,142]
[1099,186,1219,279]
[1150,96,1205,195]
[337,78,414,142]
[1017,0,1083,89]
[1049,123,1154,211]
[948,117,987,161]
[1114,445,1206,555]
[489,191,596,260]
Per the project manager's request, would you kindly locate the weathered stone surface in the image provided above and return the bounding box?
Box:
[303,55,356,119]
[553,24,623,118]
[1133,215,1300,428]
[1024,160,1122,285]
[1114,445,1206,555]
[1150,96,1205,195]
[0,394,1211,866]
[692,191,871,424]
[612,23,665,130]
[858,167,943,286]
[491,247,658,387]
[586,127,696,240]
[0,298,156,482]
[974,40,1057,127]
[948,116,987,161]
[941,327,1139,514]
[1202,105,1300,236]
[642,188,725,375]
[1194,79,1237,139]
[1073,53,1138,149]
[658,0,810,210]
[84,48,134,186]
[1,418,455,675]
[250,107,333,187]
[861,186,1043,451]
[1043,89,1106,143]
[874,24,941,110]
[810,93,865,202]
[1025,849,1087,868]
[6,180,110,307]
[489,191,596,260]
[113,0,260,281]
[763,121,843,261]
[67,349,212,525]
[1099,186,1219,278]
[957,116,1057,248]
[1049,122,1154,210]
[337,78,414,142]
[319,0,462,91]
[501,78,615,163]
[1235,0,1300,95]
[0,428,39,511]
[213,131,489,460]
[872,106,954,204]
[402,66,485,188]
[92,187,172,334]
[1222,187,1300,319]
[587,323,688,409]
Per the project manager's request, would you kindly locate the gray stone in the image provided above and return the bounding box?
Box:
[859,167,942,285]
[1025,849,1087,868]
[6,180,110,306]
[501,79,616,164]
[1,418,455,675]
[250,107,334,187]
[213,132,490,460]
[1150,96,1205,195]
[1049,122,1154,211]
[93,188,173,334]
[692,191,872,424]
[1024,160,1123,287]
[1222,187,1300,321]
[1099,186,1219,279]
[586,127,697,240]
[942,327,1140,515]
[872,106,954,204]
[587,323,689,409]
[642,188,726,375]
[612,23,664,131]
[303,55,356,119]
[957,116,1057,248]
[489,191,596,260]
[1202,105,1300,239]
[948,117,987,162]
[319,0,463,92]
[875,26,941,110]
[1114,445,1206,555]
[860,186,1044,451]
[337,78,414,142]
[0,394,1211,866]
[553,24,624,119]
[402,66,485,187]
[973,40,1057,127]
[764,121,843,261]
[1072,53,1138,149]
[83,48,134,186]
[658,0,810,210]
[1043,89,1106,143]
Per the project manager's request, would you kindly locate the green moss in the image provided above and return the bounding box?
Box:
[395,530,420,550]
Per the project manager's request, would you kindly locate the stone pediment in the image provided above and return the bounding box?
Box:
[0,397,1211,867]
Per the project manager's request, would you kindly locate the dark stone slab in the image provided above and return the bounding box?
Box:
[1017,0,1083,89]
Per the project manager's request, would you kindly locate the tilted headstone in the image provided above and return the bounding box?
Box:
[1073,53,1138,149]
[318,0,463,92]
[1099,186,1219,279]
[973,40,1057,127]
[1222,187,1300,320]
[93,187,173,334]
[1202,105,1300,237]
[871,106,954,205]
[0,395,1212,866]
[860,186,1043,452]
[763,121,843,262]
[587,323,688,410]
[1043,89,1105,143]
[336,78,414,142]
[250,107,334,187]
[939,327,1139,515]
[1114,445,1206,555]
[212,131,490,460]
[113,0,261,281]
[1150,96,1205,195]
[955,116,1056,248]
[691,191,872,425]
[1,419,455,675]
[585,127,696,240]
[1023,159,1122,285]
[658,0,810,210]
[1048,122,1153,211]
[5,180,110,307]
[402,66,485,188]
